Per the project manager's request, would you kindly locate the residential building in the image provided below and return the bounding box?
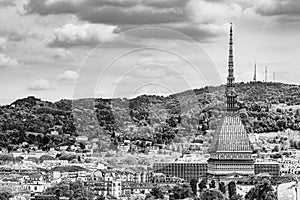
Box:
[254,159,280,177]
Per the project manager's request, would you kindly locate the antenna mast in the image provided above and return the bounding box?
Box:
[253,62,257,82]
[265,66,268,82]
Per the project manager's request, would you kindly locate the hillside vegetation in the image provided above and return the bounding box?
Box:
[0,81,300,151]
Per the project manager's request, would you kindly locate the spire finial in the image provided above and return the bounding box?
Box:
[227,23,234,84]
[226,23,237,112]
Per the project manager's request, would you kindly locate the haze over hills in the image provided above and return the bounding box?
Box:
[0,81,300,152]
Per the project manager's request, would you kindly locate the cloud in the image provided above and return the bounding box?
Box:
[24,0,81,15]
[24,0,190,25]
[24,0,140,16]
[0,37,7,50]
[254,0,298,16]
[0,53,22,68]
[24,0,236,42]
[27,79,50,90]
[58,70,78,81]
[98,0,139,8]
[0,0,16,7]
[51,49,73,59]
[80,6,188,25]
[188,0,243,24]
[165,23,228,42]
[0,29,37,42]
[130,68,168,79]
[118,23,228,42]
[142,0,189,8]
[47,23,118,47]
[136,55,181,65]
[0,30,38,51]
[24,0,241,25]
[252,0,300,21]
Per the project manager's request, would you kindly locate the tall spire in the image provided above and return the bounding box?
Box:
[226,23,238,112]
[227,23,234,86]
[253,62,257,82]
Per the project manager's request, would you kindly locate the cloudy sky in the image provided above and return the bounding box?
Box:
[0,0,299,104]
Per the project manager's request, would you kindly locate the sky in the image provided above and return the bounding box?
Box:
[0,0,299,105]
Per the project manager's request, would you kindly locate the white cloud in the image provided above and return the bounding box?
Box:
[253,0,297,16]
[0,37,7,50]
[136,55,181,65]
[132,68,167,79]
[0,53,22,67]
[27,79,50,90]
[0,29,37,42]
[168,23,228,42]
[188,0,243,24]
[24,0,190,25]
[48,23,118,47]
[58,70,78,80]
[0,0,15,7]
[51,48,73,59]
[24,0,235,42]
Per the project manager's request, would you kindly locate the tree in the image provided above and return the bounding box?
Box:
[199,179,207,193]
[0,192,12,200]
[171,184,193,199]
[149,186,164,199]
[209,180,216,189]
[190,178,198,195]
[200,189,225,200]
[95,195,105,200]
[228,181,237,199]
[230,194,243,200]
[28,157,39,164]
[0,154,15,163]
[40,155,55,163]
[43,181,93,200]
[218,182,226,194]
[79,142,85,150]
[245,179,277,200]
[272,145,280,152]
[58,153,77,161]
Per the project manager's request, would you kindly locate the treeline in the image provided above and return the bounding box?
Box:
[0,82,300,150]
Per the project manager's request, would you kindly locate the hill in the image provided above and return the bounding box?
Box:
[0,81,300,152]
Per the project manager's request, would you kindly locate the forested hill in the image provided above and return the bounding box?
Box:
[1,81,300,151]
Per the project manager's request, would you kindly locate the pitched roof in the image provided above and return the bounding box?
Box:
[52,165,86,172]
[210,113,252,154]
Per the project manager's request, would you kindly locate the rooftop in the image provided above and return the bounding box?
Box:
[210,113,252,154]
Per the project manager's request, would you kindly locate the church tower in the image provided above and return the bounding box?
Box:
[207,24,254,178]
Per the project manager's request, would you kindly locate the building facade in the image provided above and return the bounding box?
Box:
[153,162,207,182]
[254,161,280,177]
[207,24,254,177]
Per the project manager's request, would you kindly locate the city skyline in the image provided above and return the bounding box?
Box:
[1,2,300,199]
